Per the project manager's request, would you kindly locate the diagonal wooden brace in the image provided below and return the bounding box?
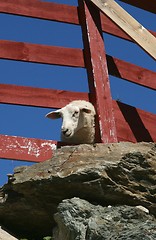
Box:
[89,0,156,60]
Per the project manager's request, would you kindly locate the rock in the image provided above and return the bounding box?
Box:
[53,197,156,240]
[0,142,156,239]
[0,226,17,240]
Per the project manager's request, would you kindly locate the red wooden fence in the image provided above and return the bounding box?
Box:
[0,0,156,162]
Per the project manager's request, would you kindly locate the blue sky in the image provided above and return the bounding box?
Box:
[0,0,156,186]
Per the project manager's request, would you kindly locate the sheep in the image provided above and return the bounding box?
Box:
[45,100,96,144]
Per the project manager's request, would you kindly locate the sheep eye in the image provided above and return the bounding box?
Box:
[72,111,79,117]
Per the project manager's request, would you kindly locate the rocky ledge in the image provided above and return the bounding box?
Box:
[0,142,156,239]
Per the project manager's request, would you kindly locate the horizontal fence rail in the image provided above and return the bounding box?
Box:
[0,86,156,144]
[0,84,88,108]
[0,99,156,162]
[0,0,79,24]
[1,0,155,18]
[0,40,84,67]
[0,0,156,162]
[0,101,156,162]
[0,40,156,90]
[0,135,58,162]
[0,1,156,42]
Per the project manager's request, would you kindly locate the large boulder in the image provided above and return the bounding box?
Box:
[53,197,156,240]
[0,142,156,239]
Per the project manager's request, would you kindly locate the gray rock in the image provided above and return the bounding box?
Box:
[53,197,156,240]
[0,142,156,239]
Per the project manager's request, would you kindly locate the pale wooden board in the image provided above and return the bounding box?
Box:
[90,0,156,60]
[0,227,17,240]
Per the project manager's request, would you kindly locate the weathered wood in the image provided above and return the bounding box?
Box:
[0,83,155,144]
[78,0,117,143]
[0,80,156,117]
[0,40,155,90]
[0,40,84,67]
[114,101,156,142]
[0,0,79,24]
[0,84,87,108]
[0,0,155,163]
[119,0,156,14]
[0,135,57,162]
[106,55,156,90]
[1,1,155,42]
[100,14,156,41]
[90,0,156,59]
[0,83,155,147]
[0,101,156,161]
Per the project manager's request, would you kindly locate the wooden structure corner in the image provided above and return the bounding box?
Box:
[0,0,155,162]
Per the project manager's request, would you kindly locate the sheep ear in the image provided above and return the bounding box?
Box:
[81,108,92,114]
[45,109,62,119]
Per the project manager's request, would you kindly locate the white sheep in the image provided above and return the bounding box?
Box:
[46,100,96,144]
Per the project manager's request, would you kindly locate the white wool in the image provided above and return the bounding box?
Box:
[46,100,96,144]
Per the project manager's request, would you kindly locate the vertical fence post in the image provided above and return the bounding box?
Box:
[78,0,117,143]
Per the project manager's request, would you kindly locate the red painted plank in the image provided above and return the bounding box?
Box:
[0,40,155,91]
[113,101,156,142]
[0,0,79,24]
[0,134,57,162]
[107,55,156,90]
[0,84,88,108]
[0,83,156,127]
[0,99,156,162]
[78,0,117,143]
[1,1,155,42]
[0,102,156,162]
[0,40,84,67]
[0,40,155,90]
[119,0,156,14]
[0,84,156,142]
[101,13,131,41]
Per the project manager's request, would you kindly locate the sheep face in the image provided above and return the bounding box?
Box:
[46,104,92,140]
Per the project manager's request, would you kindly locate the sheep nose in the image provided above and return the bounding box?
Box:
[62,128,68,135]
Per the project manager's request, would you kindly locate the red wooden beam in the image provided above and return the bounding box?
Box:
[0,134,57,162]
[106,55,156,90]
[0,40,84,67]
[0,84,87,108]
[0,102,156,162]
[0,40,155,90]
[0,0,79,24]
[78,0,117,143]
[0,82,155,143]
[101,13,131,41]
[119,0,156,14]
[0,82,155,142]
[1,1,155,42]
[113,101,156,142]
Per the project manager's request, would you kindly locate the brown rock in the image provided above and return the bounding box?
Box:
[0,142,156,239]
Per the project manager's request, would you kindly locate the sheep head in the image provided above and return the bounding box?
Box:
[46,103,92,141]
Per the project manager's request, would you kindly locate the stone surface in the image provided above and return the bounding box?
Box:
[53,197,156,240]
[0,142,156,239]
